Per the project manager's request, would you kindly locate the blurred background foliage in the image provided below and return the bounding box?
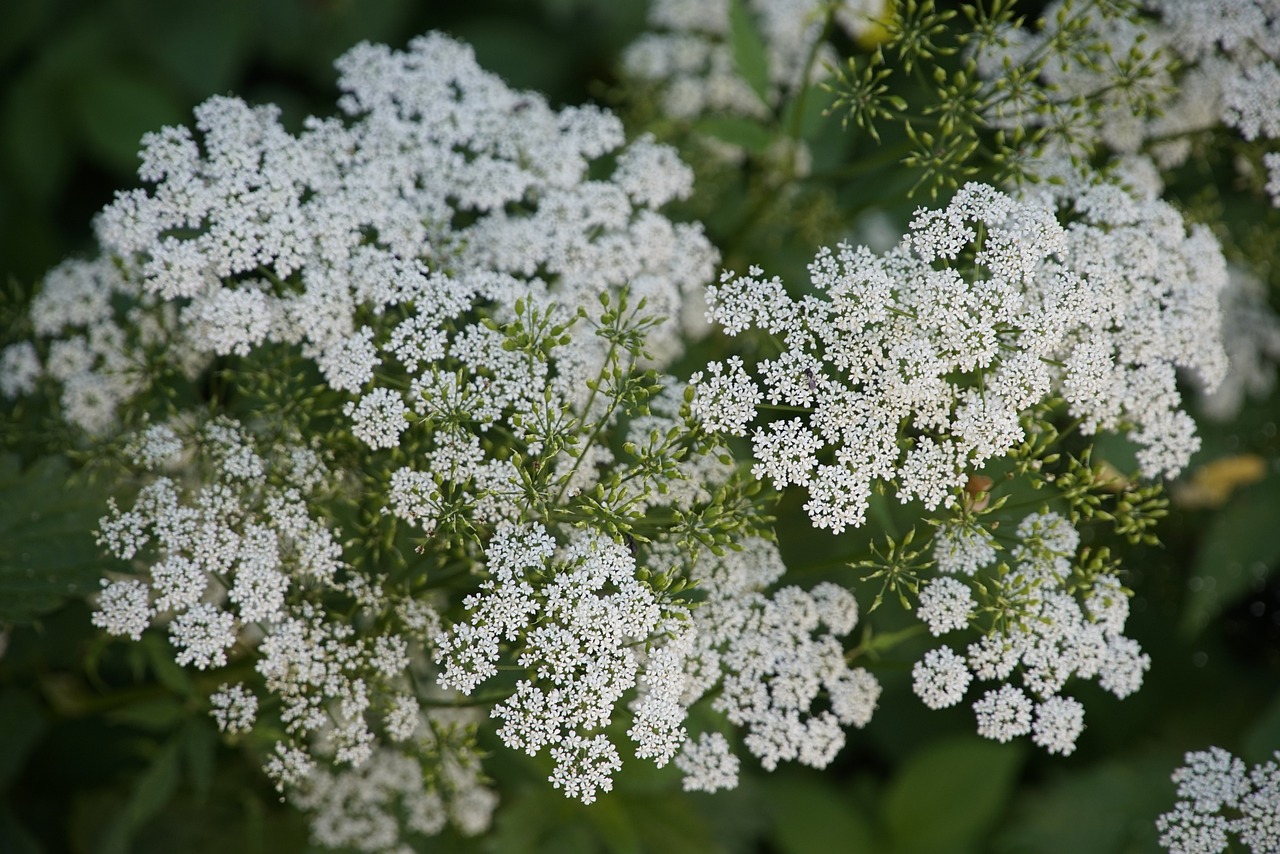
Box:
[1,0,1278,852]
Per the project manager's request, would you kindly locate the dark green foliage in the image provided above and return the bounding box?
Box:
[0,454,120,624]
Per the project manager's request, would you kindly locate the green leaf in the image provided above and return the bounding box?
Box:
[767,771,876,854]
[104,697,186,732]
[453,18,582,98]
[884,737,1023,854]
[728,0,771,105]
[780,83,836,141]
[0,0,57,65]
[585,795,641,854]
[0,687,46,787]
[0,802,41,854]
[693,116,774,153]
[992,756,1170,853]
[0,454,119,624]
[2,71,71,201]
[71,66,184,175]
[135,0,253,97]
[180,719,217,800]
[1243,689,1280,765]
[142,633,194,698]
[1182,473,1280,636]
[100,736,182,854]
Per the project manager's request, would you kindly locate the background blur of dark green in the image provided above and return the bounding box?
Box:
[3,1,1280,852]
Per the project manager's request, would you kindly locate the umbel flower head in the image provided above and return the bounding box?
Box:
[5,29,879,850]
[692,177,1222,756]
[1157,746,1280,854]
[81,32,716,404]
[6,31,720,435]
[695,180,1228,533]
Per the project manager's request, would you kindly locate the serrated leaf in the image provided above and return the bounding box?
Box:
[0,454,118,624]
[884,737,1023,854]
[728,0,771,105]
[1182,474,1280,636]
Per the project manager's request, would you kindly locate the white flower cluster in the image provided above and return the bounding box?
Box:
[913,511,1149,756]
[1266,152,1280,208]
[438,524,874,802]
[972,0,1280,431]
[439,523,674,805]
[18,32,716,443]
[94,419,343,654]
[291,713,499,852]
[209,683,258,734]
[675,732,741,793]
[6,25,891,832]
[973,2,1171,161]
[977,0,1280,201]
[1149,0,1280,180]
[13,5,1250,843]
[687,355,761,436]
[678,539,880,780]
[696,181,1227,532]
[621,0,883,122]
[1157,746,1280,854]
[92,416,492,847]
[0,256,196,432]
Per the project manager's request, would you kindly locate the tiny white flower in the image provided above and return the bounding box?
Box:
[676,732,740,793]
[912,647,972,710]
[1031,695,1086,756]
[92,578,153,641]
[210,683,259,734]
[917,577,975,636]
[973,685,1033,743]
